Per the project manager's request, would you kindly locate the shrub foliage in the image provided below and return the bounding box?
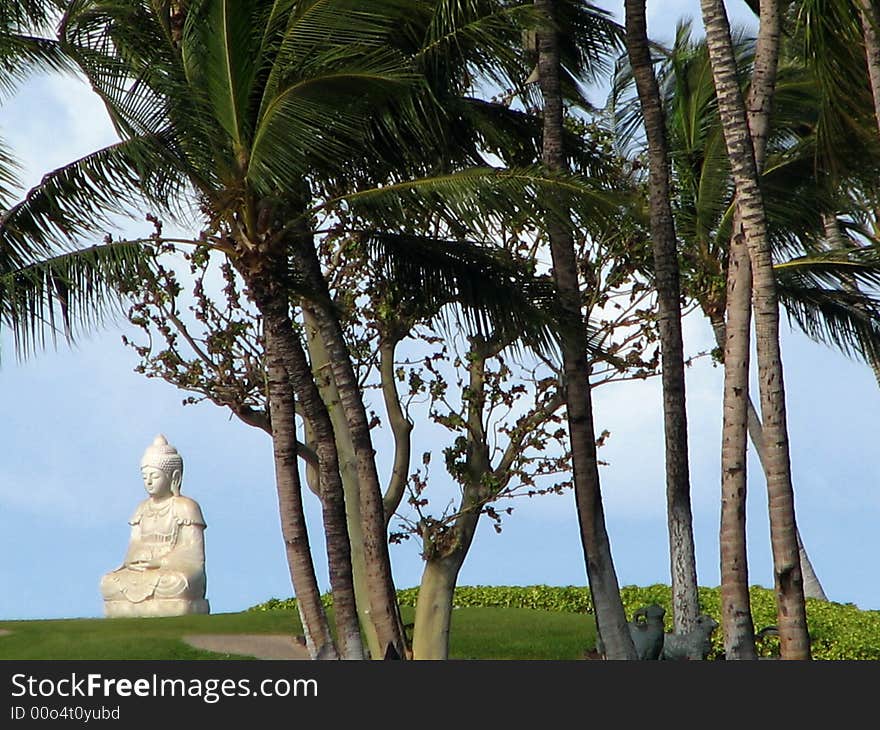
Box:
[248,584,880,659]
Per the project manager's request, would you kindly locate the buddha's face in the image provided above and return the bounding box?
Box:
[141,466,173,498]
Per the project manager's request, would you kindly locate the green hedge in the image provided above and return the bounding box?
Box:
[248,584,880,660]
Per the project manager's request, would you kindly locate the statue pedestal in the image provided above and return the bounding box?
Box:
[104,598,210,618]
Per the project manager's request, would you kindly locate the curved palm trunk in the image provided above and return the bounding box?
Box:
[243,251,363,660]
[281,325,365,660]
[304,310,382,659]
[745,399,827,601]
[701,0,810,659]
[260,304,338,660]
[535,0,635,660]
[624,0,699,635]
[291,239,407,659]
[710,0,791,657]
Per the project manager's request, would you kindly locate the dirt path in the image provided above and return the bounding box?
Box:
[182,634,310,660]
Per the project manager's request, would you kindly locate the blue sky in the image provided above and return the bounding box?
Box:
[3,1,879,622]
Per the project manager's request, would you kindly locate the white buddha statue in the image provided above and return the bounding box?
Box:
[100,434,210,617]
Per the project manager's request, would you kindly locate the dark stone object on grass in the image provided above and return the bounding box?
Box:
[595,604,666,660]
[661,614,719,660]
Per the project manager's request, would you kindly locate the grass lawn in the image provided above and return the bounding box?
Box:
[0,606,596,660]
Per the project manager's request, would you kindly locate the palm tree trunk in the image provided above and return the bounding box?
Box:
[260,301,338,660]
[291,238,407,659]
[859,0,880,134]
[744,398,827,601]
[700,0,811,659]
[711,315,828,605]
[242,250,362,660]
[624,0,699,635]
[303,309,381,658]
[535,0,636,660]
[710,0,787,658]
[280,322,365,660]
[713,233,758,659]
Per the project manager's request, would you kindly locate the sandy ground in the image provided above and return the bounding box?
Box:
[0,630,10,637]
[182,633,311,660]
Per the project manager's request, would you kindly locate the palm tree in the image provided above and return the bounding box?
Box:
[791,0,880,389]
[50,0,421,660]
[622,0,698,636]
[612,12,880,656]
[17,0,621,659]
[647,20,880,606]
[534,0,635,660]
[696,0,816,657]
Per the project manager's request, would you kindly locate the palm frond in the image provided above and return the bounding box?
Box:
[789,0,880,183]
[258,0,417,119]
[0,241,152,360]
[361,230,560,356]
[0,35,73,96]
[775,247,880,364]
[775,246,880,290]
[314,166,621,241]
[0,132,186,266]
[0,0,65,33]
[556,0,623,86]
[0,135,21,213]
[417,0,537,92]
[249,53,420,193]
[181,0,264,148]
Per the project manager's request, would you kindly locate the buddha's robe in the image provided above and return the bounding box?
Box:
[101,495,207,605]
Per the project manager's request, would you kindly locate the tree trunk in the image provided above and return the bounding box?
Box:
[745,398,827,601]
[535,0,636,660]
[709,0,794,657]
[412,556,462,660]
[281,317,365,660]
[713,234,758,660]
[412,344,489,660]
[859,0,880,135]
[624,0,699,635]
[242,250,363,660]
[711,315,829,604]
[379,336,414,523]
[706,0,781,657]
[701,0,811,659]
[292,239,407,659]
[303,308,381,658]
[259,298,338,660]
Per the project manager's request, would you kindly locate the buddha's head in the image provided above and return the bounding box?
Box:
[140,434,183,498]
